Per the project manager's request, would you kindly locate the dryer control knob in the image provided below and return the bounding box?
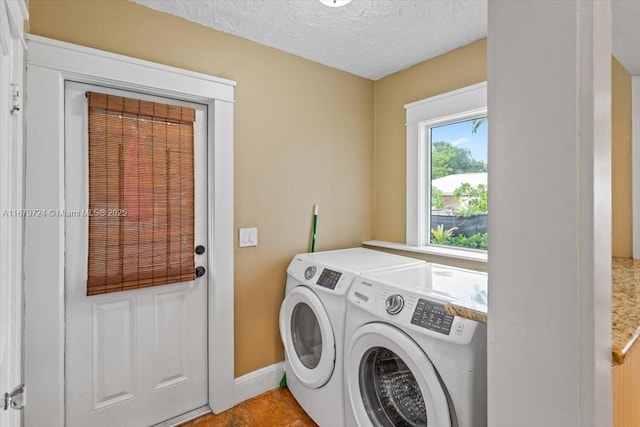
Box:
[304,266,317,280]
[386,294,404,315]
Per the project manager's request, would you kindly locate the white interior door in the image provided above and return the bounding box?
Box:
[64,81,208,427]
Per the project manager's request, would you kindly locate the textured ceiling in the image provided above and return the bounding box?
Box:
[132,0,487,80]
[132,0,640,79]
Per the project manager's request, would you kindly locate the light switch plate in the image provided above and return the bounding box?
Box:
[239,227,258,247]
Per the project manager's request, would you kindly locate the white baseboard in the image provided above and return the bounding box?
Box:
[234,361,285,405]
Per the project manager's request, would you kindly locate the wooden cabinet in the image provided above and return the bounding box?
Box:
[613,343,640,426]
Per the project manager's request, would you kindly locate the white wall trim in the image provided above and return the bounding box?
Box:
[404,82,487,126]
[27,35,234,95]
[234,362,285,405]
[4,0,27,47]
[24,35,236,426]
[632,76,640,258]
[363,240,487,263]
[0,2,27,427]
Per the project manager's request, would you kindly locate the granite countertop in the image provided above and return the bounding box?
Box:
[611,257,640,365]
[445,258,640,365]
[445,289,488,324]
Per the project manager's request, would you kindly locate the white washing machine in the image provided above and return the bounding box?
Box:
[344,263,487,427]
[279,248,424,427]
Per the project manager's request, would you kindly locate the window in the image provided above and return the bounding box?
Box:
[405,83,487,254]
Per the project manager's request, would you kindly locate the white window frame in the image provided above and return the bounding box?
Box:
[405,82,487,254]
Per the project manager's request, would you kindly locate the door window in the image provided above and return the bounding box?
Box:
[291,303,323,369]
[359,347,427,426]
[86,92,196,295]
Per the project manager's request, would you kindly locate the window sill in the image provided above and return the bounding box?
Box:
[362,240,488,264]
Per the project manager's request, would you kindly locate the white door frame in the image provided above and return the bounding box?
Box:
[0,1,28,427]
[23,35,235,427]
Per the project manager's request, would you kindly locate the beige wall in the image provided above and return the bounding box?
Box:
[612,57,633,258]
[29,0,374,377]
[372,40,632,261]
[372,39,487,268]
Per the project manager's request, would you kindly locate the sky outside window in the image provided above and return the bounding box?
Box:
[430,119,488,163]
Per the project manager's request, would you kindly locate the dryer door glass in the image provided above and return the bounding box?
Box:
[359,347,427,427]
[291,302,322,369]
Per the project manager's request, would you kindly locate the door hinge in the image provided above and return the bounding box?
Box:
[2,384,25,411]
[10,83,20,114]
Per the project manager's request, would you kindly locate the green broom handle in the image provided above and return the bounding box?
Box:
[310,204,318,253]
[281,204,320,388]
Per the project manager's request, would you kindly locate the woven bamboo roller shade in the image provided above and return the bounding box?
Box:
[86,91,196,296]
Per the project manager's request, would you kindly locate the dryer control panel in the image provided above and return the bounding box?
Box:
[316,268,342,290]
[286,256,355,297]
[411,298,454,335]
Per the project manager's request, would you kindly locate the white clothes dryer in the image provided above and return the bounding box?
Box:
[344,263,487,427]
[279,248,424,427]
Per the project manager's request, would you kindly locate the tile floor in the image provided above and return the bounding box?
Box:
[182,387,318,427]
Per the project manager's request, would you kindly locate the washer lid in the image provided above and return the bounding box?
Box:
[295,248,423,275]
[346,322,452,427]
[359,262,487,302]
[279,286,336,388]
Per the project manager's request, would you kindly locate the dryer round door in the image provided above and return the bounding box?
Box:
[279,285,336,389]
[346,323,451,427]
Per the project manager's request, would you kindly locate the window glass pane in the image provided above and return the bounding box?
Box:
[430,117,488,250]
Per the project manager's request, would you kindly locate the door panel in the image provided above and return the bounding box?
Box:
[153,289,189,390]
[92,298,137,410]
[64,81,208,427]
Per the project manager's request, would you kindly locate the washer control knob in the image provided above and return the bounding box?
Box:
[304,266,317,280]
[386,294,404,315]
